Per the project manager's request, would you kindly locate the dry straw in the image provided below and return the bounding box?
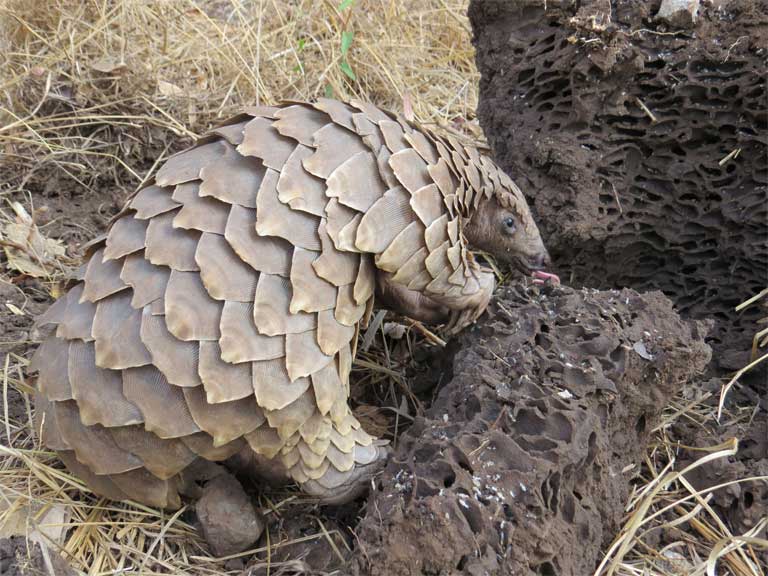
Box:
[0,1,764,574]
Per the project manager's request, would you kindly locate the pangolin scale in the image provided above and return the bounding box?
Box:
[30,98,550,508]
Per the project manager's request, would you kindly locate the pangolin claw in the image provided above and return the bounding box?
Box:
[441,269,495,336]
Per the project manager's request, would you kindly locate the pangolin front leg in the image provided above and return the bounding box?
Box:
[375,271,450,323]
[377,267,495,336]
[433,268,495,336]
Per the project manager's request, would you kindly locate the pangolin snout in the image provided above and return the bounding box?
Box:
[527,251,561,285]
[527,251,551,271]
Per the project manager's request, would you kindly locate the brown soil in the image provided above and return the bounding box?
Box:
[0,536,75,576]
[350,283,711,575]
[0,171,129,356]
[468,0,768,370]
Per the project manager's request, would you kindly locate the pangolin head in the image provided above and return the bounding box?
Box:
[463,165,551,276]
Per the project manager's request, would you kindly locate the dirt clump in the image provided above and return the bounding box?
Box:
[194,473,265,557]
[351,283,711,575]
[468,0,768,368]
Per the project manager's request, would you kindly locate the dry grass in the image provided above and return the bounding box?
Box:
[0,0,480,203]
[0,1,765,574]
[597,415,767,576]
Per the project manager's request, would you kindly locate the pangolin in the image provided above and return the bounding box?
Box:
[29,98,552,508]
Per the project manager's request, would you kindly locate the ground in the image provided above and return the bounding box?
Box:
[0,1,766,575]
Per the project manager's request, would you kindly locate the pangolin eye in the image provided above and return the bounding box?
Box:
[503,216,517,232]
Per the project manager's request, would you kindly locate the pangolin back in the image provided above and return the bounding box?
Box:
[30,98,509,508]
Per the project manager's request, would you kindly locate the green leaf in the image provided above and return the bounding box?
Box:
[324,83,334,98]
[338,0,354,11]
[339,59,356,81]
[297,38,306,51]
[340,30,354,56]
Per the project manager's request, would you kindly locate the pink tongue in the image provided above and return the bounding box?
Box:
[532,270,561,285]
